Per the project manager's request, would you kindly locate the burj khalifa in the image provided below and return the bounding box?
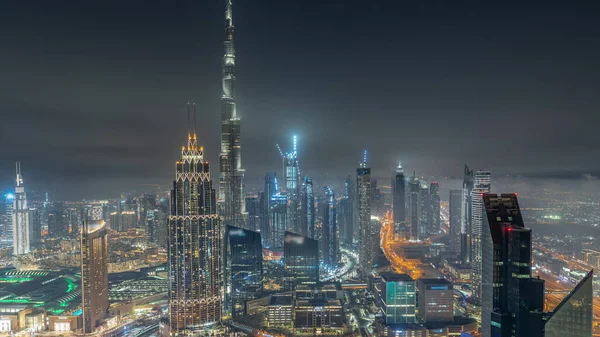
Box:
[219,0,246,227]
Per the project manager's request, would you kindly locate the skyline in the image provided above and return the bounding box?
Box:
[2,1,600,199]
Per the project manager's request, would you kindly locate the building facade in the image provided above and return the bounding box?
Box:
[377,273,416,324]
[448,190,462,255]
[284,231,319,290]
[12,162,30,256]
[392,163,406,227]
[470,170,491,303]
[81,219,109,333]
[219,0,246,228]
[428,182,440,235]
[460,165,474,263]
[322,187,338,266]
[300,176,315,239]
[416,279,453,323]
[357,154,372,276]
[168,132,222,333]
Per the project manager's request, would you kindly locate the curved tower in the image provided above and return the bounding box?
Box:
[219,0,246,227]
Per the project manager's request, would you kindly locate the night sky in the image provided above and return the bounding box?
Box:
[1,1,599,199]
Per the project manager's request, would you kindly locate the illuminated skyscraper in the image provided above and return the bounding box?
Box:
[245,196,261,232]
[418,183,429,240]
[392,162,405,227]
[428,182,440,235]
[12,162,30,255]
[300,176,315,238]
[261,172,277,246]
[470,170,491,303]
[284,231,319,290]
[339,176,354,244]
[408,171,420,241]
[269,193,288,248]
[219,0,246,228]
[448,189,462,255]
[225,225,263,318]
[81,219,109,333]
[277,136,300,233]
[460,165,474,263]
[322,187,338,266]
[168,129,222,333]
[357,151,372,275]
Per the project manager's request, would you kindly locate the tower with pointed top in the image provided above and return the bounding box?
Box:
[219,0,246,228]
[392,162,405,231]
[357,151,372,276]
[12,162,30,256]
[168,127,222,333]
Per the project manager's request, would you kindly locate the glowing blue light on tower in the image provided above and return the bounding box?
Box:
[5,193,14,200]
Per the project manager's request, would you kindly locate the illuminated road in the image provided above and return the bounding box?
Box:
[380,212,423,279]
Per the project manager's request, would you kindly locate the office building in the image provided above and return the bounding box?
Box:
[544,269,593,337]
[225,225,263,318]
[245,196,261,232]
[428,182,440,235]
[12,162,30,255]
[339,176,355,244]
[357,151,372,275]
[300,176,315,238]
[408,172,420,241]
[416,279,453,323]
[29,207,41,246]
[460,165,474,263]
[483,194,544,337]
[376,272,416,324]
[284,231,319,290]
[470,170,491,303]
[168,129,222,332]
[269,193,288,248]
[261,172,278,246]
[294,299,344,335]
[418,184,429,240]
[267,294,294,328]
[81,219,109,333]
[280,136,300,234]
[322,187,338,266]
[448,190,462,255]
[393,162,406,227]
[219,0,246,228]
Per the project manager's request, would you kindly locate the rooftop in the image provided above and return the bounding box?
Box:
[269,294,293,306]
[380,272,413,282]
[418,278,452,285]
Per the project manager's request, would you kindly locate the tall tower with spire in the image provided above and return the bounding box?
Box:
[357,150,372,276]
[12,162,30,256]
[168,111,222,333]
[392,162,405,227]
[219,0,246,227]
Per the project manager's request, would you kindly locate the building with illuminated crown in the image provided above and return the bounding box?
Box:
[81,219,109,333]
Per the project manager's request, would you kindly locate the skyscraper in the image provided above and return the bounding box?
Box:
[261,172,277,246]
[269,193,288,248]
[284,231,319,290]
[12,162,30,255]
[482,194,544,337]
[168,130,222,332]
[470,170,491,303]
[81,219,109,333]
[225,225,263,318]
[544,269,593,337]
[460,165,474,263]
[392,162,405,228]
[418,183,429,240]
[408,171,420,241]
[357,151,372,275]
[245,196,261,232]
[428,182,440,235]
[416,278,453,323]
[219,0,246,228]
[376,273,416,324]
[448,189,462,255]
[322,187,338,266]
[339,176,354,244]
[278,136,300,234]
[299,176,315,238]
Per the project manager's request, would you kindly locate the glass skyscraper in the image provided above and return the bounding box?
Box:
[284,231,319,290]
[269,193,288,248]
[471,170,491,303]
[81,219,109,333]
[449,189,462,255]
[544,270,593,337]
[377,272,416,324]
[357,153,372,276]
[322,187,338,266]
[225,225,263,318]
[300,176,315,239]
[461,165,474,263]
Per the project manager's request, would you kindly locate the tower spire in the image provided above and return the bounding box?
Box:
[396,161,403,174]
[16,161,22,187]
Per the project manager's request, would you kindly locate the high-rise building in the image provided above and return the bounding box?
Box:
[357,151,372,276]
[219,0,246,228]
[392,162,405,227]
[147,208,167,247]
[261,172,277,246]
[81,219,109,333]
[29,207,41,246]
[376,272,416,324]
[482,194,544,337]
[245,196,261,232]
[269,193,288,248]
[460,165,474,263]
[12,162,30,255]
[284,231,319,290]
[416,278,453,323]
[408,171,420,241]
[418,183,430,240]
[428,182,440,235]
[339,197,353,245]
[225,225,263,318]
[470,170,491,303]
[168,130,222,332]
[278,136,300,234]
[299,176,315,238]
[448,189,462,255]
[47,202,68,237]
[139,194,156,237]
[1,193,14,242]
[544,269,593,337]
[322,187,338,266]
